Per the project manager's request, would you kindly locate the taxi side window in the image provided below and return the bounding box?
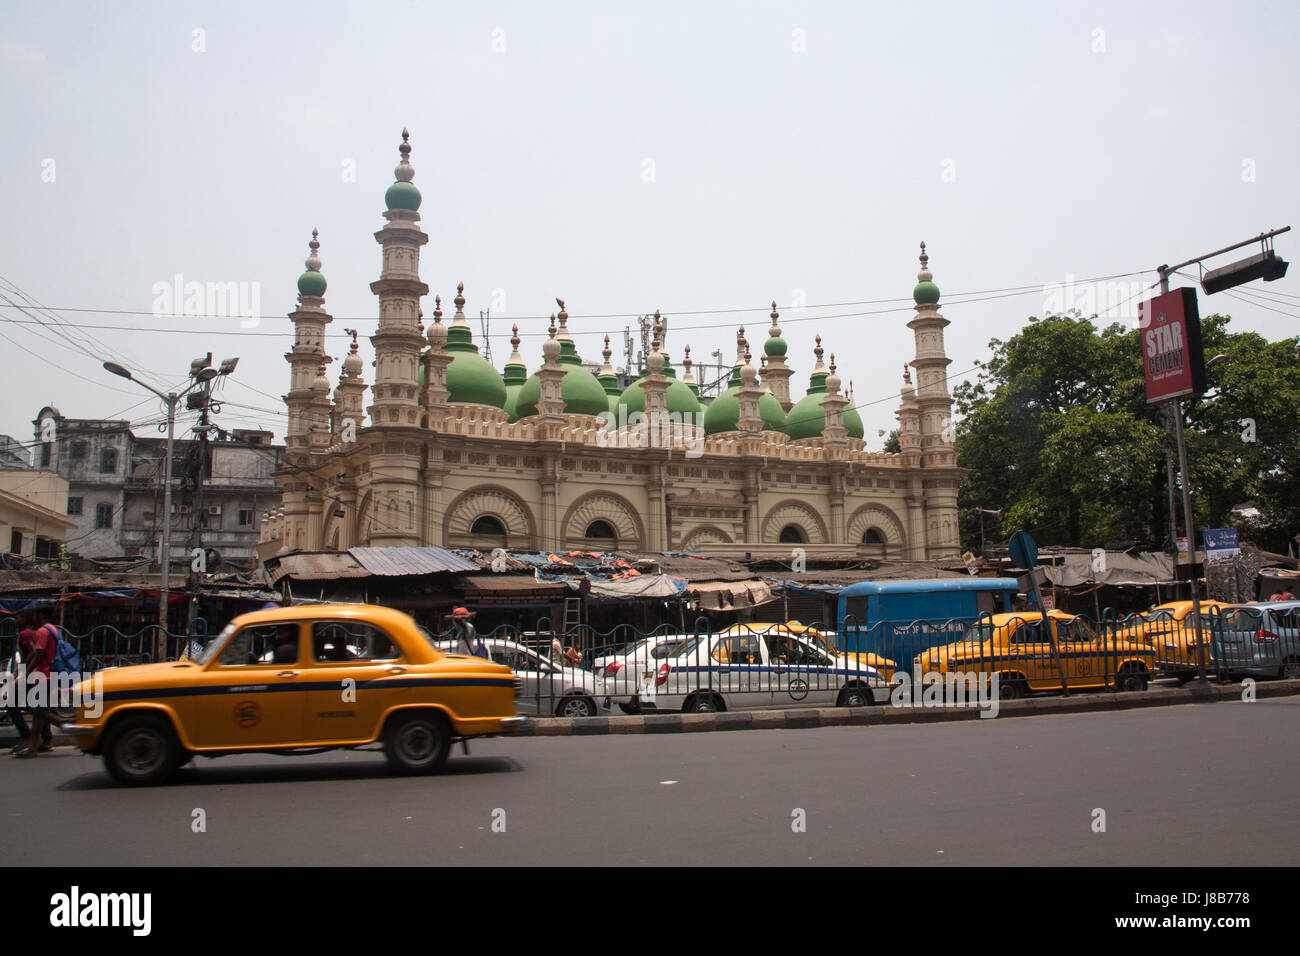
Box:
[311,622,400,662]
[220,624,299,666]
[1012,621,1044,645]
[713,635,761,664]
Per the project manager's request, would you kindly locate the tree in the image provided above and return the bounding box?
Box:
[953,312,1300,553]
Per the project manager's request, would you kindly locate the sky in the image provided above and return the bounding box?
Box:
[1,0,1296,452]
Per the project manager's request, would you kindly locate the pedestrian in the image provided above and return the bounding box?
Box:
[7,611,53,754]
[448,607,486,658]
[12,608,56,758]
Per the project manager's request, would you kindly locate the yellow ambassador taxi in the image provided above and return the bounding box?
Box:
[1113,600,1230,682]
[915,610,1157,699]
[65,604,524,786]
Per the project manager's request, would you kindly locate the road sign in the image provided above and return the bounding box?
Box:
[1139,287,1206,404]
[1008,530,1038,569]
[1203,528,1240,561]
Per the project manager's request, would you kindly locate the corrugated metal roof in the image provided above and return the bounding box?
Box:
[459,574,569,593]
[267,552,369,583]
[348,547,479,576]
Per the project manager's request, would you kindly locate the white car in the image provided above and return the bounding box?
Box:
[438,637,610,718]
[618,628,885,713]
[597,633,696,681]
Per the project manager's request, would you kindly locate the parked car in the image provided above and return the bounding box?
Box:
[594,633,694,679]
[64,604,525,785]
[916,610,1157,698]
[1113,599,1231,682]
[619,626,885,713]
[437,636,611,718]
[1209,601,1300,679]
[777,621,897,683]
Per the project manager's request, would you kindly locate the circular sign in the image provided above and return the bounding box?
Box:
[1008,530,1039,569]
[788,678,809,701]
[234,700,261,727]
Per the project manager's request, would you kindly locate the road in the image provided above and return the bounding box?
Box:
[2,699,1297,866]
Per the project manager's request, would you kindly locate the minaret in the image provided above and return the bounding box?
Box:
[310,359,333,452]
[736,347,763,434]
[502,321,528,419]
[895,363,921,461]
[335,329,368,441]
[597,334,620,407]
[285,229,332,461]
[908,242,955,466]
[536,315,566,425]
[682,345,699,398]
[762,301,795,411]
[368,129,429,429]
[425,295,452,410]
[365,130,428,546]
[820,354,848,449]
[642,315,669,422]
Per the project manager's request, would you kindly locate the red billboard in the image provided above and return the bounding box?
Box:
[1139,287,1206,404]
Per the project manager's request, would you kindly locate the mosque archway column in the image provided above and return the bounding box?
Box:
[743,466,761,544]
[828,468,846,544]
[645,467,666,552]
[423,457,447,547]
[904,483,928,560]
[335,485,357,550]
[540,454,560,550]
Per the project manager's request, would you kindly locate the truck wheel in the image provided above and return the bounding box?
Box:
[102,714,182,787]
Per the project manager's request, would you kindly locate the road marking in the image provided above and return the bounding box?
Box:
[660,780,678,785]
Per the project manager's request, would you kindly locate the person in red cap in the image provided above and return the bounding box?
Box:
[448,607,484,657]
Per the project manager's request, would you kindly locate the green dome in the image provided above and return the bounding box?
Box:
[443,325,506,408]
[913,280,940,305]
[385,180,422,211]
[844,404,864,440]
[616,362,704,419]
[503,383,524,420]
[297,270,326,298]
[764,336,787,357]
[701,363,787,434]
[513,360,611,419]
[785,391,829,441]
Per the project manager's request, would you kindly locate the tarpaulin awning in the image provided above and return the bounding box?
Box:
[686,580,776,610]
[348,547,479,576]
[1043,552,1176,588]
[586,574,688,601]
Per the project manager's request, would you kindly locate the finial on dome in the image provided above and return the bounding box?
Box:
[829,354,836,375]
[455,282,465,311]
[542,315,561,364]
[814,334,823,358]
[549,314,557,337]
[683,344,691,367]
[903,362,912,385]
[602,334,612,363]
[512,324,521,350]
[919,240,928,268]
[416,307,424,335]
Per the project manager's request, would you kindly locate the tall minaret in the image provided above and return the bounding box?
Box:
[285,228,332,461]
[906,242,960,558]
[365,130,428,547]
[368,129,429,429]
[334,329,368,440]
[907,242,955,466]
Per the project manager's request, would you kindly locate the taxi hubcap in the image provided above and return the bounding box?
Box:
[120,729,165,773]
[561,698,591,717]
[398,723,436,760]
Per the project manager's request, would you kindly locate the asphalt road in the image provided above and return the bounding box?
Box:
[3,699,1297,866]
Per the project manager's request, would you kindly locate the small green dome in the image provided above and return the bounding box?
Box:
[701,363,787,434]
[764,336,787,357]
[785,391,829,441]
[514,364,611,419]
[913,280,940,305]
[297,270,326,298]
[385,180,422,211]
[503,383,524,420]
[616,362,704,419]
[442,324,506,408]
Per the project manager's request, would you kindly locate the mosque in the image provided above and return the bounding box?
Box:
[267,130,961,560]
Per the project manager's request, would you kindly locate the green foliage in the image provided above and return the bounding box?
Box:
[955,312,1300,553]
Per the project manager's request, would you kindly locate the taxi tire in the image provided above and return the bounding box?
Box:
[102,714,183,787]
[1281,657,1300,680]
[837,685,873,707]
[683,691,723,713]
[1117,665,1149,693]
[998,675,1026,700]
[382,712,451,775]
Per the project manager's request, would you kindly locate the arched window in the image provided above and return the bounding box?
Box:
[778,525,806,544]
[585,520,616,540]
[860,528,886,559]
[861,529,884,544]
[471,515,507,536]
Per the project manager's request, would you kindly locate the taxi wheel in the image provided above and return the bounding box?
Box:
[555,695,597,718]
[683,692,722,713]
[383,712,451,775]
[1281,657,1300,680]
[997,675,1026,700]
[837,685,873,707]
[1117,667,1149,693]
[102,714,182,787]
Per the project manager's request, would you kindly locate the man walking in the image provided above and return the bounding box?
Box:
[449,607,485,657]
[12,608,55,758]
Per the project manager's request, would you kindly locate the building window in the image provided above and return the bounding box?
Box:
[100,448,117,474]
[778,525,807,544]
[9,531,21,555]
[471,515,507,536]
[95,503,114,529]
[71,441,87,460]
[239,509,255,527]
[585,520,616,539]
[67,497,83,516]
[40,443,51,467]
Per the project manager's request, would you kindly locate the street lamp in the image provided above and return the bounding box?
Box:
[103,361,218,660]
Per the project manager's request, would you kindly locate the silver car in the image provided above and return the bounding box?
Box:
[1211,602,1300,679]
[439,637,611,718]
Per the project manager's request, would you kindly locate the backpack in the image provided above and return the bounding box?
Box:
[43,624,80,675]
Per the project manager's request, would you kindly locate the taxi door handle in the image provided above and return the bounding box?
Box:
[276,670,298,678]
[387,665,407,674]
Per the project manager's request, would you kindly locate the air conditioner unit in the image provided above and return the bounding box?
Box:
[208,505,222,515]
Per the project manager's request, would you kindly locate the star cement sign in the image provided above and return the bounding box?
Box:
[1139,287,1206,405]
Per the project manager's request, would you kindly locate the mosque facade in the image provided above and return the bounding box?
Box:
[268,131,962,560]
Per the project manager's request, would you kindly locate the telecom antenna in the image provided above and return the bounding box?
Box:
[622,326,634,376]
[479,309,492,364]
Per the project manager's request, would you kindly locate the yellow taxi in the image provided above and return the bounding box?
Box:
[65,604,524,786]
[1113,600,1230,682]
[915,610,1157,698]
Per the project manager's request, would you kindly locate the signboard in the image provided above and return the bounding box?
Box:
[1139,287,1206,404]
[1008,530,1038,570]
[961,550,978,576]
[1204,528,1241,561]
[1176,537,1189,562]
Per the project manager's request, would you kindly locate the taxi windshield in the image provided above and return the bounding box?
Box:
[193,623,236,666]
[960,621,994,644]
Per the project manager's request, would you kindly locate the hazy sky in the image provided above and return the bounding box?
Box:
[2,0,1296,452]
